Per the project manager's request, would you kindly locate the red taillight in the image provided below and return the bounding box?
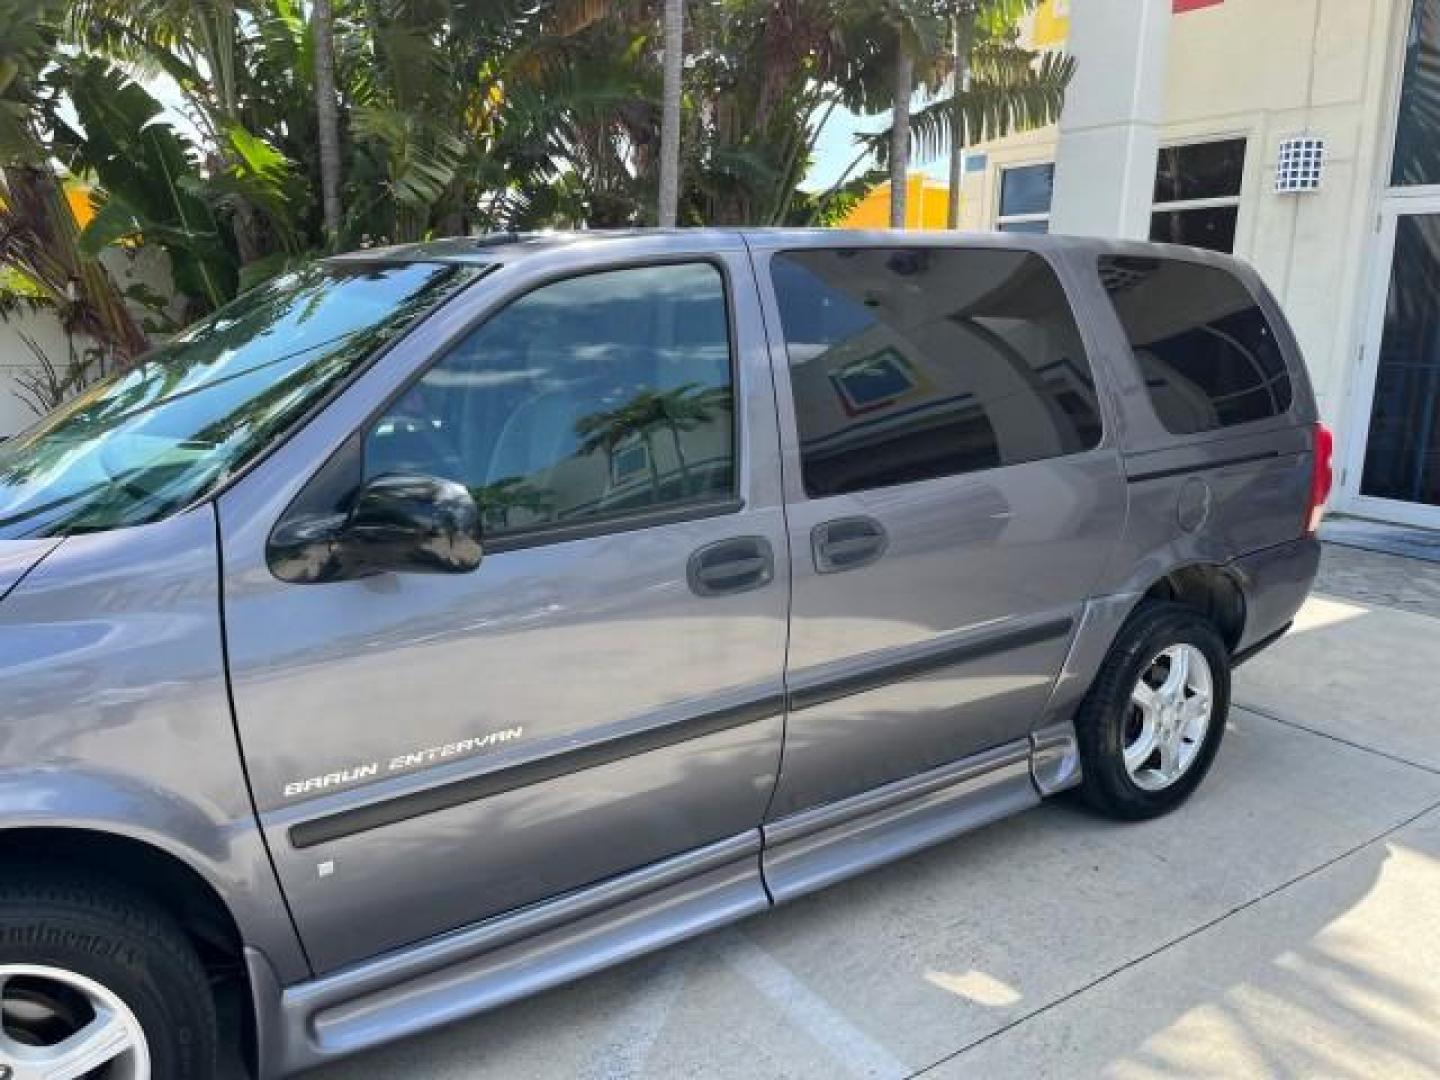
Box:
[1307,423,1334,534]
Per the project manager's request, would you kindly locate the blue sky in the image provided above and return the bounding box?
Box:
[804,98,952,192]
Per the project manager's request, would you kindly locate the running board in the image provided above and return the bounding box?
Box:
[247,737,1058,1077]
[251,833,767,1075]
[762,740,1040,903]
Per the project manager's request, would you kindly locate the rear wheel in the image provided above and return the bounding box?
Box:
[0,872,216,1079]
[1075,601,1231,820]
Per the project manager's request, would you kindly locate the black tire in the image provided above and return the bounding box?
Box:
[0,869,217,1079]
[1074,600,1231,820]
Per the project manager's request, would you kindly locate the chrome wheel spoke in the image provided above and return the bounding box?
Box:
[1131,680,1161,713]
[1124,717,1159,770]
[0,965,148,1080]
[33,1010,133,1080]
[1157,729,1181,779]
[1159,647,1190,703]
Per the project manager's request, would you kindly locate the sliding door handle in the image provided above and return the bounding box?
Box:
[812,516,888,573]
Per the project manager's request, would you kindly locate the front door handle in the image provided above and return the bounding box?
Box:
[812,516,888,573]
[688,536,775,597]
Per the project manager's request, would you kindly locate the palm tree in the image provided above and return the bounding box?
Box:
[889,46,913,228]
[312,0,343,244]
[945,3,979,228]
[657,0,683,226]
[0,1,149,366]
[651,383,728,492]
[914,3,1076,227]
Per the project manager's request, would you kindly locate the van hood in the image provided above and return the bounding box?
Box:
[0,538,62,603]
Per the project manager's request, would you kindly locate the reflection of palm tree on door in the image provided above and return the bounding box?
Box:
[574,383,729,498]
[472,477,553,529]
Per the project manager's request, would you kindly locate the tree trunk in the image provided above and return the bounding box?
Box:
[658,0,684,227]
[889,46,913,229]
[313,0,344,244]
[947,7,978,229]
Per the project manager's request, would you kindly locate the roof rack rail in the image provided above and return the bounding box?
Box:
[470,231,524,247]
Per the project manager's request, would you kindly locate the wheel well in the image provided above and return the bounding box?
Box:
[1142,564,1246,650]
[0,828,255,1065]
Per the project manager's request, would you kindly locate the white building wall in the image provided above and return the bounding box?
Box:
[0,310,82,437]
[1160,0,1403,435]
[0,246,178,438]
[967,0,1407,455]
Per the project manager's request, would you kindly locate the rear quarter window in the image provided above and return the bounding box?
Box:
[1097,255,1292,435]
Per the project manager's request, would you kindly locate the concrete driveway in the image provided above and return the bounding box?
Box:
[312,545,1440,1079]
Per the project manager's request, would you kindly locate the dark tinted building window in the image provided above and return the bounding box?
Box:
[1392,0,1440,187]
[998,163,1054,233]
[364,263,734,535]
[1150,205,1238,253]
[1150,138,1246,253]
[1153,139,1247,203]
[771,247,1102,498]
[1098,255,1292,435]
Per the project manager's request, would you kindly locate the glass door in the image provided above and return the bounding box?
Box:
[1347,205,1440,528]
[1339,0,1440,527]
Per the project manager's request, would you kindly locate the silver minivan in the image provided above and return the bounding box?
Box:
[0,230,1329,1078]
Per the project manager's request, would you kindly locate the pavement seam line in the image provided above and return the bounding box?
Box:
[1236,700,1440,777]
[905,794,1440,1078]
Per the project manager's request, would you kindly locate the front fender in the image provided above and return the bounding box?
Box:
[0,506,308,982]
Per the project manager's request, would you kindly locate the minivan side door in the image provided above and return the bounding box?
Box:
[751,239,1127,817]
[217,244,788,973]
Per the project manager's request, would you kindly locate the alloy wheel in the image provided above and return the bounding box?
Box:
[1122,643,1214,792]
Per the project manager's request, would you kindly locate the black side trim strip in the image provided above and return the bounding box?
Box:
[289,691,784,849]
[1126,450,1284,484]
[484,498,744,554]
[787,617,1074,714]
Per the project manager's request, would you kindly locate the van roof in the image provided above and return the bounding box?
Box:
[324,228,1254,274]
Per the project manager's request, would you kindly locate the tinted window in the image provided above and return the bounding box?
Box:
[1098,255,1292,434]
[364,263,734,536]
[772,248,1102,498]
[1149,205,1238,253]
[1153,139,1246,203]
[999,164,1055,218]
[1392,0,1440,187]
[0,262,478,539]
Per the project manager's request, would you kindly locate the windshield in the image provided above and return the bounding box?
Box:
[0,261,481,540]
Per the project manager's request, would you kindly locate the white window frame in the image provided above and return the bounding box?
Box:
[995,162,1055,233]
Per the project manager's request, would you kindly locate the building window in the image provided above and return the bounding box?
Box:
[1392,0,1440,187]
[1150,138,1246,252]
[997,163,1054,234]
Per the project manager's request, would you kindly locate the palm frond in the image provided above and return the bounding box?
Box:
[902,46,1075,162]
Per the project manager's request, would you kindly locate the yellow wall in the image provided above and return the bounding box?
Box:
[839,173,953,230]
[65,183,95,229]
[1030,0,1070,49]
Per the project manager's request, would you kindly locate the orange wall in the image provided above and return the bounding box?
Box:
[839,174,953,230]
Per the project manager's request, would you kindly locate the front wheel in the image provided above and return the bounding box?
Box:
[0,872,217,1079]
[1074,601,1231,820]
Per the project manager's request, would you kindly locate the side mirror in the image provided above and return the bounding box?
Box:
[269,473,483,583]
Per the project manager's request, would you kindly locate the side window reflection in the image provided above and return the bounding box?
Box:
[364,263,736,536]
